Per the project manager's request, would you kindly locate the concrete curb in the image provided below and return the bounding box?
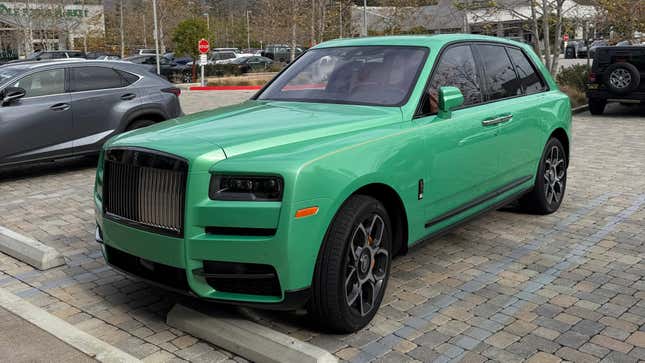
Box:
[572,104,589,114]
[0,287,139,363]
[167,304,337,363]
[0,226,64,270]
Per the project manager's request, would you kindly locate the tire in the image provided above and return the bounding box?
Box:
[308,195,392,333]
[126,119,155,131]
[588,99,606,115]
[519,138,568,214]
[603,63,640,95]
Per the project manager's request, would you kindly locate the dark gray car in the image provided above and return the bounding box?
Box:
[0,60,182,167]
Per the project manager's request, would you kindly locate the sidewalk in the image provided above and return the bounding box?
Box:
[0,307,94,362]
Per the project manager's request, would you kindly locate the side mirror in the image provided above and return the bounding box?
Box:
[2,87,26,106]
[437,86,464,119]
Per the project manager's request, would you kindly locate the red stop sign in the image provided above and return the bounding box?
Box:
[563,34,569,42]
[198,38,209,54]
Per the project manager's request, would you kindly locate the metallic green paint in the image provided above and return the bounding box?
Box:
[94,35,572,306]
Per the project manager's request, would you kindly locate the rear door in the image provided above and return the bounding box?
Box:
[477,44,548,186]
[0,68,74,165]
[68,66,140,154]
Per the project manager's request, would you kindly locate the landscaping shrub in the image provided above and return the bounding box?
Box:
[557,64,589,93]
[556,64,590,108]
[204,64,243,77]
[559,84,586,108]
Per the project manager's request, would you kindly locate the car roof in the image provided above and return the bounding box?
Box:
[313,34,528,50]
[1,59,138,71]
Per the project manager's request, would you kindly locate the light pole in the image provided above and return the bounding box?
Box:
[203,13,210,31]
[246,10,251,50]
[362,0,367,37]
[339,1,343,38]
[152,0,160,75]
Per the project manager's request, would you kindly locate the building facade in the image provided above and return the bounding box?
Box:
[351,0,597,44]
[0,1,105,60]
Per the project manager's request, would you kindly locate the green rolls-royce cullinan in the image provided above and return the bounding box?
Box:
[94,35,571,332]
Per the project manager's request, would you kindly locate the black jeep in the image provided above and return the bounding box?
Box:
[586,46,645,115]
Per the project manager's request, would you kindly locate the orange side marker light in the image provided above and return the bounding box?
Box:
[295,206,319,219]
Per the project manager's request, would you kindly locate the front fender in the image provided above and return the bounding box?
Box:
[285,127,427,288]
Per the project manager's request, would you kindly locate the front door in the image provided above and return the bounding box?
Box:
[414,44,501,231]
[0,68,74,165]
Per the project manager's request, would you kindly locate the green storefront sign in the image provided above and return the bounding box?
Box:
[0,4,89,18]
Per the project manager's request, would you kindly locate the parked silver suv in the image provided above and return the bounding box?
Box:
[0,60,182,167]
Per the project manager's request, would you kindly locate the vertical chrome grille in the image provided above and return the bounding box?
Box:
[103,148,188,237]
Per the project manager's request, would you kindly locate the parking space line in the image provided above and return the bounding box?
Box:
[0,286,139,363]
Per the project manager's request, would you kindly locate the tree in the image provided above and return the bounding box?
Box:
[172,18,209,80]
[596,0,644,39]
[467,0,596,76]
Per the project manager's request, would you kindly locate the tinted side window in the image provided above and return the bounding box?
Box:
[70,67,123,92]
[476,44,521,100]
[427,44,482,108]
[506,47,546,94]
[14,69,65,97]
[116,70,140,85]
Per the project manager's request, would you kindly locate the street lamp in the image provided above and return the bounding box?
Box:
[152,0,160,75]
[246,10,252,50]
[203,12,210,31]
[362,0,367,37]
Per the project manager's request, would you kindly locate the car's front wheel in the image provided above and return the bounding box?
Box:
[308,195,391,333]
[520,137,568,214]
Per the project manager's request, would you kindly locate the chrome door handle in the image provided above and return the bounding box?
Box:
[50,103,70,111]
[481,114,512,126]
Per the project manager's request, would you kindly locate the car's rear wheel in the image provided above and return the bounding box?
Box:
[308,195,391,333]
[126,119,155,131]
[520,138,567,214]
[588,99,606,115]
[603,63,640,95]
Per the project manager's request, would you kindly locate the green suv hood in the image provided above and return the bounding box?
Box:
[106,100,403,169]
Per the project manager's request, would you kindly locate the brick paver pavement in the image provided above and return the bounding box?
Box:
[0,96,643,362]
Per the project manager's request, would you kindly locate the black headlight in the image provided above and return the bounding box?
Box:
[209,175,283,201]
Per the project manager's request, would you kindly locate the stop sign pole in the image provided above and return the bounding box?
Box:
[198,38,209,87]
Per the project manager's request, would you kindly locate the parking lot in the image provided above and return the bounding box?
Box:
[0,92,644,363]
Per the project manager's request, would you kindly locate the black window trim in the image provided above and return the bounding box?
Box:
[414,42,484,118]
[504,45,549,96]
[414,40,550,119]
[115,69,142,87]
[473,43,523,103]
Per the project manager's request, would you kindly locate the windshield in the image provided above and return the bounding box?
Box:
[257,46,428,106]
[26,51,42,60]
[0,68,21,85]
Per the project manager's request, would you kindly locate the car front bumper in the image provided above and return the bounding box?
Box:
[94,168,333,309]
